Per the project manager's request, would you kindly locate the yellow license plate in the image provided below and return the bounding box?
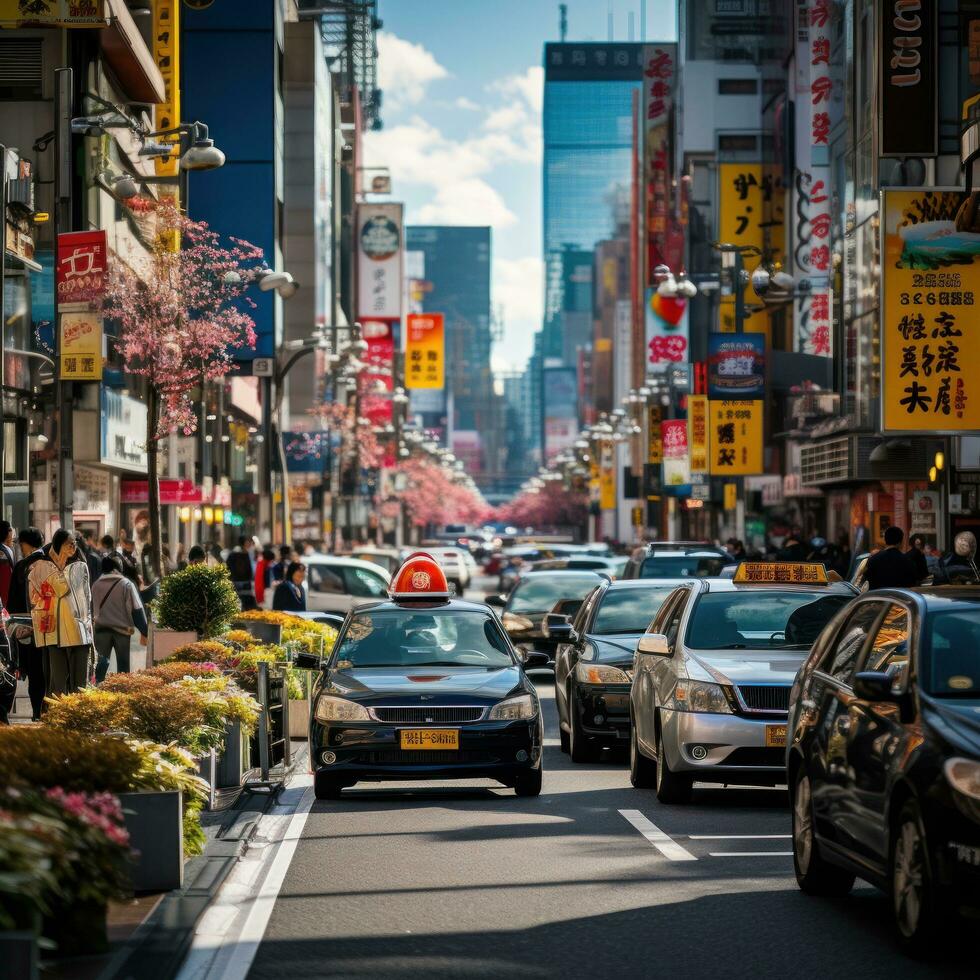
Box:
[399,729,460,750]
[766,724,787,748]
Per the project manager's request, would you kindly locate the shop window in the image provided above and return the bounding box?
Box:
[0,39,42,100]
[718,78,758,95]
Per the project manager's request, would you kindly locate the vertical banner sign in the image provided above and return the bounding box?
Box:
[647,404,663,464]
[599,444,616,511]
[405,313,444,389]
[661,419,690,487]
[879,0,937,157]
[645,287,689,370]
[724,483,738,511]
[360,319,395,426]
[881,189,980,432]
[153,0,180,178]
[357,203,404,321]
[59,310,103,380]
[688,395,709,474]
[708,400,764,475]
[793,0,838,356]
[56,230,107,306]
[707,333,766,399]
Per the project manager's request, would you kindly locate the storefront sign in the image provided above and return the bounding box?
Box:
[0,0,106,26]
[56,230,107,306]
[599,443,616,510]
[647,404,663,464]
[707,333,765,399]
[879,0,937,157]
[120,479,204,505]
[361,319,395,426]
[911,490,940,535]
[881,189,980,432]
[153,0,181,177]
[645,287,689,369]
[101,389,147,472]
[688,395,709,473]
[724,482,738,511]
[661,419,690,487]
[405,312,444,389]
[708,400,764,475]
[357,203,403,321]
[59,310,102,380]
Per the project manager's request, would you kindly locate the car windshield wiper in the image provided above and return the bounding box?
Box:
[695,643,747,650]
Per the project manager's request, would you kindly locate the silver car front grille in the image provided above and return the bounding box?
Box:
[370,705,486,724]
[734,684,790,714]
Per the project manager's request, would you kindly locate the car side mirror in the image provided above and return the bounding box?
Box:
[522,649,550,670]
[293,651,323,671]
[485,594,506,608]
[543,613,574,640]
[853,670,899,702]
[637,632,671,657]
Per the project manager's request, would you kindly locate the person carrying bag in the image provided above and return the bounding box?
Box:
[91,555,149,683]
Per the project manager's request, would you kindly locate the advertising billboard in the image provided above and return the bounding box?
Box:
[707,333,766,400]
[406,313,444,389]
[357,203,403,321]
[708,400,764,476]
[645,287,689,370]
[661,419,690,487]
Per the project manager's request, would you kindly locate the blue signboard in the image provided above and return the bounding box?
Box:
[283,432,331,474]
[707,333,766,400]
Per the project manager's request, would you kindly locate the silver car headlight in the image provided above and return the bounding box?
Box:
[488,694,537,721]
[576,662,631,685]
[314,695,371,723]
[945,757,980,801]
[666,680,732,714]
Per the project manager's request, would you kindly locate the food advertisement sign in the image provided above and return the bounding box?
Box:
[57,230,107,306]
[661,418,690,487]
[708,400,763,476]
[645,287,689,369]
[405,313,444,390]
[688,395,708,474]
[707,333,765,400]
[59,310,102,380]
[882,189,980,433]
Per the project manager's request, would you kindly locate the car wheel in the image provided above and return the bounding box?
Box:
[314,772,347,800]
[655,722,693,804]
[892,800,943,953]
[629,722,656,788]
[792,767,854,896]
[513,768,542,797]
[559,725,570,753]
[568,685,596,763]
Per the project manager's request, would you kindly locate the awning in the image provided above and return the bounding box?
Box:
[99,0,165,104]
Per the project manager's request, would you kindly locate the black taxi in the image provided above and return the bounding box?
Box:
[296,552,546,800]
[788,587,980,952]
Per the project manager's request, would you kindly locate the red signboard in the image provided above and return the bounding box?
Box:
[361,318,395,426]
[121,479,204,504]
[57,230,107,306]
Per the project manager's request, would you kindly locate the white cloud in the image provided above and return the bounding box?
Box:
[416,179,517,228]
[490,66,544,114]
[494,256,543,327]
[376,31,448,109]
[454,96,480,111]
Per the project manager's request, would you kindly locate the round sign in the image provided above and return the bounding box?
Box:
[360,215,400,261]
[184,0,217,9]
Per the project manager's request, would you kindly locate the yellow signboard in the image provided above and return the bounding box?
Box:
[599,466,616,510]
[60,310,103,380]
[405,313,445,389]
[708,400,763,475]
[153,0,181,177]
[882,189,980,432]
[723,482,737,511]
[733,562,829,585]
[688,395,708,473]
[719,296,770,338]
[0,1,106,26]
[631,506,644,527]
[647,405,662,464]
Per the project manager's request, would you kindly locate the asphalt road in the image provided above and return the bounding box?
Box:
[245,577,975,980]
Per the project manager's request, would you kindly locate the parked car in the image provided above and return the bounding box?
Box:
[421,546,472,594]
[622,544,733,580]
[346,548,403,575]
[304,556,392,613]
[788,586,980,952]
[529,556,623,577]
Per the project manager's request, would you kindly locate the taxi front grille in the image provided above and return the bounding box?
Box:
[371,706,485,724]
[735,685,790,713]
[355,750,498,765]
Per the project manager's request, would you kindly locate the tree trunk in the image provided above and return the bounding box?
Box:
[146,385,164,582]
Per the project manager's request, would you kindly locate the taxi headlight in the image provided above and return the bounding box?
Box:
[667,680,732,714]
[576,662,631,685]
[314,695,371,723]
[488,694,537,721]
[945,757,980,802]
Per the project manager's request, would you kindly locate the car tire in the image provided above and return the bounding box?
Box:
[568,685,596,763]
[513,768,543,797]
[792,767,854,896]
[629,722,656,788]
[891,799,944,954]
[559,725,570,753]
[655,722,693,804]
[314,772,347,800]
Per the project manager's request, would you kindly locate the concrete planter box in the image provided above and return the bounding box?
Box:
[0,930,38,980]
[148,624,198,663]
[216,719,250,788]
[235,619,282,646]
[197,749,217,809]
[118,790,184,893]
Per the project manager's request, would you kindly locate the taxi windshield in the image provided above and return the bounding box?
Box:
[508,575,602,614]
[639,555,729,579]
[332,608,515,670]
[924,608,980,697]
[593,587,676,635]
[687,591,851,650]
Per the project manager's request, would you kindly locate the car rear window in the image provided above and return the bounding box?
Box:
[593,587,676,635]
[686,591,852,649]
[508,575,602,614]
[925,608,980,696]
[640,556,728,578]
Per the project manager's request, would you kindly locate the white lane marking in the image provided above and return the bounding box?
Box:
[689,834,791,840]
[709,851,794,857]
[618,809,697,862]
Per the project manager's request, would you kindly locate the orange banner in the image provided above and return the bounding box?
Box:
[406,313,444,389]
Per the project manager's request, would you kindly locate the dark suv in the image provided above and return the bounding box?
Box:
[622,544,733,580]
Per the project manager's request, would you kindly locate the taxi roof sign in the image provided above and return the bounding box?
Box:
[733,562,829,585]
[390,552,451,601]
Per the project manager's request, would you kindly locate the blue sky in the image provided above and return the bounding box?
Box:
[365,0,676,374]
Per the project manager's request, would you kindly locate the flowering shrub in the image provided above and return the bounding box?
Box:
[177,676,260,734]
[170,640,234,663]
[100,672,167,694]
[143,661,223,683]
[223,628,262,648]
[124,684,223,755]
[235,609,338,658]
[44,689,132,735]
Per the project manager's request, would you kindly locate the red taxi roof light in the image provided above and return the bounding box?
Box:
[390,552,451,601]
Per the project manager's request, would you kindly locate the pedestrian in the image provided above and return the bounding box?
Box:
[832,529,852,578]
[7,527,46,720]
[777,525,807,562]
[0,520,13,606]
[270,544,291,584]
[906,535,930,585]
[28,528,93,696]
[272,562,307,612]
[92,556,149,683]
[864,526,919,590]
[255,547,275,606]
[78,529,103,584]
[226,535,257,610]
[187,544,207,565]
[726,538,746,561]
[175,543,187,570]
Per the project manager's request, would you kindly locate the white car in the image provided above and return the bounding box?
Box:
[419,546,472,594]
[303,556,392,613]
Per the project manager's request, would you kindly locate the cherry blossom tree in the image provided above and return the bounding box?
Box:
[394,458,489,530]
[103,201,264,577]
[496,483,589,533]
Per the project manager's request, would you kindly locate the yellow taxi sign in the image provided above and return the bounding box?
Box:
[733,562,829,585]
